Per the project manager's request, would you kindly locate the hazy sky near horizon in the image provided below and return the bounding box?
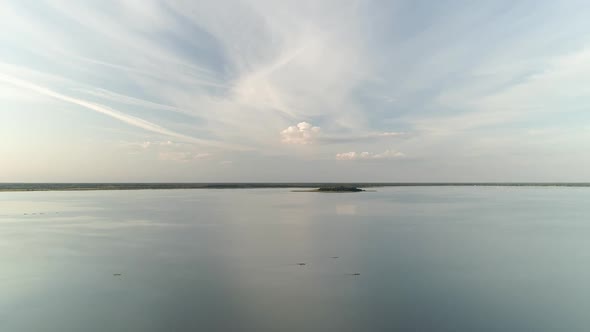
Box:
[2,0,590,182]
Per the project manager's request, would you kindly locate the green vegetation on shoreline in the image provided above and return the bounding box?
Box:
[1,182,590,193]
[317,186,365,192]
[292,186,366,193]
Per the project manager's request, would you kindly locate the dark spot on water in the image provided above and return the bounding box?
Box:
[296,263,306,266]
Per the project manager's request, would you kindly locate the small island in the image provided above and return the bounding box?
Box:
[292,186,366,193]
[317,186,364,192]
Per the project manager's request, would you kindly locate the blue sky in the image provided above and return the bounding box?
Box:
[2,0,590,182]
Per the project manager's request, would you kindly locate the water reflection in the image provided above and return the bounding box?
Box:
[2,188,590,331]
[336,204,357,215]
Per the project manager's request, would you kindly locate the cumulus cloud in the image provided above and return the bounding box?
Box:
[336,150,405,160]
[280,122,321,144]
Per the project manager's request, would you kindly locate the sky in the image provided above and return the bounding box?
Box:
[2,0,590,182]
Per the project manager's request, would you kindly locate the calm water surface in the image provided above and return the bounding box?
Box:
[2,187,590,331]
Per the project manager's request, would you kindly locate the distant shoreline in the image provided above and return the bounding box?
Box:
[1,183,590,192]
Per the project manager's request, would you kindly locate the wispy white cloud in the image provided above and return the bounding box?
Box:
[73,88,181,112]
[121,140,175,150]
[0,72,246,150]
[406,47,590,138]
[2,0,377,154]
[279,121,403,145]
[336,150,405,161]
[120,139,212,162]
[319,131,405,144]
[376,132,404,137]
[158,151,211,162]
[4,0,590,181]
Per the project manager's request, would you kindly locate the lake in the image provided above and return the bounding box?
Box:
[2,187,590,331]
